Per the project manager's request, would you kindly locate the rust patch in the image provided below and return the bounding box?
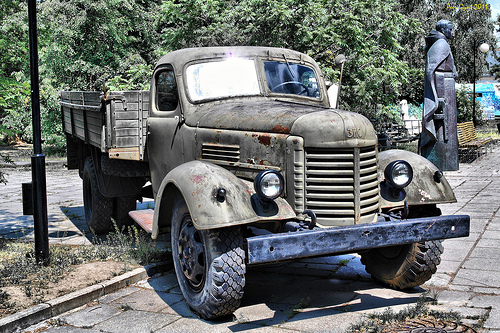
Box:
[189,175,205,185]
[270,125,290,133]
[258,134,271,146]
[260,160,265,165]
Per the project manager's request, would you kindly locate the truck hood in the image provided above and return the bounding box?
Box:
[188,100,377,147]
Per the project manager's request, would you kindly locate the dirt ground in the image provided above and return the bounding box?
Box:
[0,261,138,319]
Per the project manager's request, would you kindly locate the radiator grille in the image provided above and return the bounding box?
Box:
[201,144,240,162]
[303,146,379,226]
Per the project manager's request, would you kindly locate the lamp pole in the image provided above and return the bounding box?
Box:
[472,40,490,126]
[334,54,346,109]
[28,0,49,265]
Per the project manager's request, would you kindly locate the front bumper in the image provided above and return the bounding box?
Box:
[246,214,470,264]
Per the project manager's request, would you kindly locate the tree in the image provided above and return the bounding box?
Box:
[397,0,495,105]
[38,0,163,91]
[159,0,413,117]
[1,0,164,151]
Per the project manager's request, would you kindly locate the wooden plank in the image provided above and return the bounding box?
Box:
[115,128,139,137]
[129,209,154,234]
[114,110,139,120]
[115,137,139,147]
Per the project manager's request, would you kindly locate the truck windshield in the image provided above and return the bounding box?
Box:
[264,61,320,98]
[186,58,260,102]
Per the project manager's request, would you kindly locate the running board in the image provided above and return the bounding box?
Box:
[129,209,154,234]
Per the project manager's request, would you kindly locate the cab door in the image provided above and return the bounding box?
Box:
[147,65,185,197]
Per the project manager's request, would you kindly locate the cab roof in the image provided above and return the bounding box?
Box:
[155,46,319,71]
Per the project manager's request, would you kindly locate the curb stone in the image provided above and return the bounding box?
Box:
[0,261,173,333]
[0,160,66,169]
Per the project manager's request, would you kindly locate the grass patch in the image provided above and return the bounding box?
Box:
[347,293,463,333]
[0,224,170,317]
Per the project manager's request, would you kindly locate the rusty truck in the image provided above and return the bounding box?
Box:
[61,46,469,319]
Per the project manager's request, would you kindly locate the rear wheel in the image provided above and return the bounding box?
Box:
[360,205,444,289]
[83,157,113,234]
[113,195,136,229]
[171,195,246,319]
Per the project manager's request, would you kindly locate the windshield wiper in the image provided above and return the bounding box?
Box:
[283,54,295,78]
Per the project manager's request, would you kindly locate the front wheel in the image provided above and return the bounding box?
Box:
[360,205,444,289]
[171,195,246,319]
[360,240,443,289]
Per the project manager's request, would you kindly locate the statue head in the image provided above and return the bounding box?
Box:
[436,20,454,40]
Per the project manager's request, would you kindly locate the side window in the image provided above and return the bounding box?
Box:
[156,69,178,111]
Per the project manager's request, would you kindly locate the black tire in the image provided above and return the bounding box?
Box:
[113,195,137,229]
[83,157,114,234]
[100,155,150,178]
[171,195,246,319]
[360,205,444,289]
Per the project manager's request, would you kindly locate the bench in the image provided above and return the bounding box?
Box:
[457,121,493,161]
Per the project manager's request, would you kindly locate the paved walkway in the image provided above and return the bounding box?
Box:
[1,146,499,332]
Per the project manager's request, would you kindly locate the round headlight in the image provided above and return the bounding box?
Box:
[254,170,284,200]
[384,160,413,189]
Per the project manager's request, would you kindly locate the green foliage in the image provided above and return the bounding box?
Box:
[38,0,163,91]
[0,0,162,154]
[456,85,484,125]
[0,76,31,140]
[0,0,496,144]
[159,0,412,117]
[398,0,495,104]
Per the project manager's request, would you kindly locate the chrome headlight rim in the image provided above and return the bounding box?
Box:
[254,170,284,200]
[384,160,413,189]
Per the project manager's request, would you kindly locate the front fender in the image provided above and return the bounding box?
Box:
[152,161,296,238]
[378,150,456,208]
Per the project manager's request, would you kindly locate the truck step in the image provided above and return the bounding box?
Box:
[129,209,154,234]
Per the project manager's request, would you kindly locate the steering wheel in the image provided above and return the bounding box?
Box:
[271,81,310,96]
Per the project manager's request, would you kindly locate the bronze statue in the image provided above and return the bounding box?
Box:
[420,20,459,171]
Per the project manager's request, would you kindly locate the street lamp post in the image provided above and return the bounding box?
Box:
[27,0,49,265]
[334,54,346,109]
[472,40,490,126]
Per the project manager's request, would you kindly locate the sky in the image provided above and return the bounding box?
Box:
[491,0,500,20]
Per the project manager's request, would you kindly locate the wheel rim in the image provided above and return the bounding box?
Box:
[177,216,206,291]
[377,245,405,259]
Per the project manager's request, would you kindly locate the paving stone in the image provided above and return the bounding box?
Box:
[469,247,500,259]
[436,259,463,274]
[476,238,500,248]
[59,304,122,328]
[467,295,500,308]
[426,272,453,287]
[232,303,295,327]
[135,271,179,293]
[471,287,500,295]
[428,304,488,319]
[160,298,196,318]
[435,290,472,306]
[97,286,142,304]
[93,310,179,333]
[454,269,500,288]
[155,317,286,333]
[461,258,500,271]
[111,289,175,313]
[43,326,101,332]
[484,308,500,330]
[277,306,356,333]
